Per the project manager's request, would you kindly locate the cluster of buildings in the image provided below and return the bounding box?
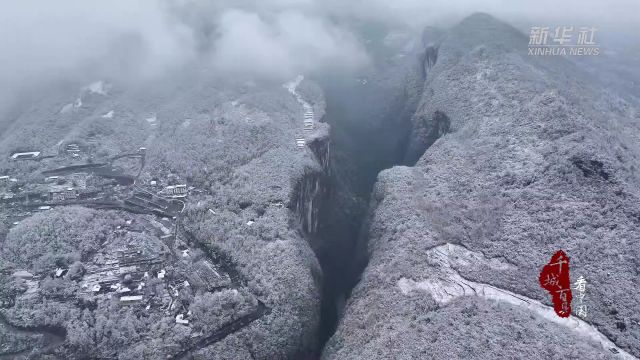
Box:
[65,143,81,158]
[45,173,88,201]
[2,139,227,331]
[0,175,19,199]
[2,145,149,212]
[13,218,234,327]
[1,142,194,232]
[47,183,81,202]
[146,166,191,201]
[123,187,186,219]
[80,243,168,304]
[125,190,172,215]
[3,146,89,205]
[1,172,98,210]
[10,143,84,162]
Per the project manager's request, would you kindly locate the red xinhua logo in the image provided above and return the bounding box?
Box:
[539,250,573,318]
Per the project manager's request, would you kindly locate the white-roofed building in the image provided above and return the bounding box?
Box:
[10,151,41,160]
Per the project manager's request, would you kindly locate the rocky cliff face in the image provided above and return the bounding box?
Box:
[324,13,640,359]
[293,127,331,238]
[2,11,639,360]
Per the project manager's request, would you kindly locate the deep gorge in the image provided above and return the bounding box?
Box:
[309,72,420,356]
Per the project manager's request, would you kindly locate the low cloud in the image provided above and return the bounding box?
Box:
[327,0,640,31]
[0,0,637,110]
[0,0,194,113]
[209,9,368,79]
[0,0,194,81]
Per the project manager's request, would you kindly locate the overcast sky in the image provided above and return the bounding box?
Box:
[0,0,638,110]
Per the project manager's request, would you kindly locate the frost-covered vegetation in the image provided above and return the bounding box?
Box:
[326,13,640,360]
[0,68,328,358]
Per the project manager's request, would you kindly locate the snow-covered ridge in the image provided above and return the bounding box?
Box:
[398,243,636,360]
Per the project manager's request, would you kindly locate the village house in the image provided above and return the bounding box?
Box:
[10,151,41,160]
[165,184,187,198]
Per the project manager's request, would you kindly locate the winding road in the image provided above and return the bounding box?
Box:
[169,301,271,360]
[397,243,637,360]
[0,312,66,359]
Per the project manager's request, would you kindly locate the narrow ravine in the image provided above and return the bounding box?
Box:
[283,35,429,356]
[311,72,417,355]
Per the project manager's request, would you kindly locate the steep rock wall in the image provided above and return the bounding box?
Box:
[325,13,640,360]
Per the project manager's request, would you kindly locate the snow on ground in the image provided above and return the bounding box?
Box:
[283,75,304,94]
[60,103,74,114]
[86,81,107,95]
[397,243,636,359]
[145,114,157,126]
[59,98,82,113]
